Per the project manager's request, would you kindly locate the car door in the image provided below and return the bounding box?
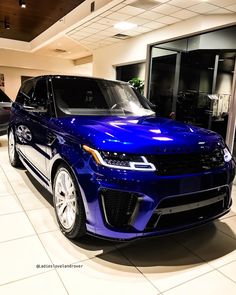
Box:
[21,78,51,179]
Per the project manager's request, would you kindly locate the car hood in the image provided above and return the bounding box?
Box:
[54,116,224,154]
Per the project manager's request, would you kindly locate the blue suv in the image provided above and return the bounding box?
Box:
[8,75,235,240]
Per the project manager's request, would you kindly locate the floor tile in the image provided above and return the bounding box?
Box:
[0,173,14,196]
[117,236,212,292]
[0,236,52,285]
[10,178,38,195]
[0,181,14,196]
[0,212,35,242]
[215,216,236,240]
[219,260,236,282]
[39,230,118,265]
[58,250,159,295]
[27,207,58,233]
[172,223,236,268]
[0,271,67,295]
[0,194,22,215]
[17,192,50,211]
[163,271,236,295]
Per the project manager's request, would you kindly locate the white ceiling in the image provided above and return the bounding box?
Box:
[6,0,236,60]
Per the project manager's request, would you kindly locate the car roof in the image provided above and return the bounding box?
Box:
[22,75,129,85]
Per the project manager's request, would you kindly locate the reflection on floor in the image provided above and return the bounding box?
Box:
[1,134,236,295]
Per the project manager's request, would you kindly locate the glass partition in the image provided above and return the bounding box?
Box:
[147,26,236,150]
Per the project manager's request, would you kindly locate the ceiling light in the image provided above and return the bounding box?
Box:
[19,0,26,8]
[114,22,137,31]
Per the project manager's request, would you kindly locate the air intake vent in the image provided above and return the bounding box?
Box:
[113,33,130,40]
[130,0,162,10]
[54,48,67,53]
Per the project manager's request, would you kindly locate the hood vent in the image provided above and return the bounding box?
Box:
[113,33,130,40]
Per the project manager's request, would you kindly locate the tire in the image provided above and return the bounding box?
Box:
[53,164,86,239]
[8,128,22,168]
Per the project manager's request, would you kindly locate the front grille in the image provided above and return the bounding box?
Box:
[146,186,229,231]
[146,149,225,176]
[100,189,138,228]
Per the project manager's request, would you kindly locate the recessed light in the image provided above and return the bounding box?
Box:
[19,0,26,8]
[114,22,137,31]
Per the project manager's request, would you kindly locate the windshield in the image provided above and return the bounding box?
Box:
[51,76,154,117]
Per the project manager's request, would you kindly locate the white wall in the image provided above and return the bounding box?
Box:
[76,63,93,77]
[0,49,80,99]
[93,14,236,80]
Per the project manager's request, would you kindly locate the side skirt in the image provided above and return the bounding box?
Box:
[18,151,52,194]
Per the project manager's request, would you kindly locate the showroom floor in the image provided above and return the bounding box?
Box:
[1,135,236,295]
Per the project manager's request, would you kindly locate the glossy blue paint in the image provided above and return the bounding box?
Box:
[9,76,235,240]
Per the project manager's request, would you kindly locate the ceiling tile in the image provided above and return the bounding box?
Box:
[128,16,150,25]
[138,11,165,20]
[208,0,236,7]
[172,9,198,19]
[123,0,137,4]
[207,8,233,14]
[98,30,115,37]
[158,15,181,24]
[134,26,152,33]
[79,27,98,34]
[227,4,236,11]
[87,23,109,30]
[70,31,90,38]
[106,12,131,21]
[91,16,103,23]
[118,5,146,15]
[152,4,181,14]
[69,35,86,41]
[110,3,127,12]
[97,18,117,26]
[124,30,140,36]
[168,0,201,8]
[102,27,121,34]
[188,3,219,13]
[144,21,166,29]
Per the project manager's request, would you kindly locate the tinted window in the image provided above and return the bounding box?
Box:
[21,80,34,98]
[52,77,154,117]
[16,80,34,105]
[16,78,48,107]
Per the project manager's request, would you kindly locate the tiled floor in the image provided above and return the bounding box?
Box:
[1,135,236,295]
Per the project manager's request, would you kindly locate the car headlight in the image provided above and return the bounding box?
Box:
[223,147,232,162]
[83,145,156,171]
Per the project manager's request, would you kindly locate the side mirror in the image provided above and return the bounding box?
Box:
[23,105,48,113]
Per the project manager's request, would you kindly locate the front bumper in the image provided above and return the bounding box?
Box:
[75,160,235,241]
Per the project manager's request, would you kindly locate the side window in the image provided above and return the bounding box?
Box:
[33,79,48,107]
[16,79,48,107]
[16,80,34,105]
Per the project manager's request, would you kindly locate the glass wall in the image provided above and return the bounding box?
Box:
[147,26,236,157]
